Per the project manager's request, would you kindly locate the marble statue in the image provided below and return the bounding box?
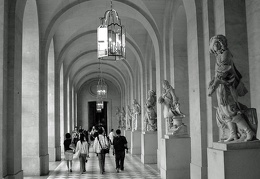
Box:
[208,34,257,142]
[158,80,187,135]
[132,99,141,131]
[120,107,126,129]
[116,107,122,129]
[126,105,132,130]
[144,90,157,131]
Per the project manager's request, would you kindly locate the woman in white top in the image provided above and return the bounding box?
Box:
[75,133,89,174]
[93,127,109,174]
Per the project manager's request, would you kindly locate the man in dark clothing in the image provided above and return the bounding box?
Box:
[113,129,128,173]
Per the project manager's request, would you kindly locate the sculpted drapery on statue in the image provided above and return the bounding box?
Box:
[116,107,122,129]
[208,34,258,142]
[126,105,132,130]
[158,80,187,135]
[120,107,126,129]
[144,90,157,132]
[132,99,141,131]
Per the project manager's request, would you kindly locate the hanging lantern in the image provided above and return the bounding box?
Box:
[97,0,126,61]
[96,98,104,112]
[97,77,107,99]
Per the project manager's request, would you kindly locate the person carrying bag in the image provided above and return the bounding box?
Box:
[113,129,128,173]
[93,127,109,174]
[64,133,74,172]
[75,133,89,174]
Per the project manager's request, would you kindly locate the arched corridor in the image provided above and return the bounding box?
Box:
[1,0,260,179]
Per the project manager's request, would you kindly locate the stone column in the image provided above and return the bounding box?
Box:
[3,1,23,178]
[55,66,61,161]
[183,1,208,178]
[59,65,65,154]
[48,40,56,162]
[246,0,260,139]
[0,0,5,177]
[22,0,49,175]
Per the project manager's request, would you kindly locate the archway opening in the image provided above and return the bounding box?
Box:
[88,101,108,134]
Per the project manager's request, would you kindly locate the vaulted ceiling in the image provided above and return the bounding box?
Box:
[33,0,168,95]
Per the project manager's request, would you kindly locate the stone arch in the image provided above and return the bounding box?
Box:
[42,0,161,67]
[57,30,140,103]
[63,49,133,101]
[71,63,127,94]
[76,73,123,131]
[41,0,162,120]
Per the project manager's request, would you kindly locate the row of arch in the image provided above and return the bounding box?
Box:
[1,0,260,178]
[2,0,193,177]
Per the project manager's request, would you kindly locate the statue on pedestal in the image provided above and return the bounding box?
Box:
[208,34,257,142]
[120,107,126,129]
[126,105,132,130]
[144,90,157,132]
[116,107,122,129]
[158,80,187,135]
[132,99,141,131]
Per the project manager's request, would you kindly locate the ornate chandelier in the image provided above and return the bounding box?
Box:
[97,0,126,61]
[97,77,107,99]
[96,60,106,112]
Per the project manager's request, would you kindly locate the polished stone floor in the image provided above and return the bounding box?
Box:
[25,147,160,179]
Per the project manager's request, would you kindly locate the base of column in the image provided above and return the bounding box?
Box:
[3,170,23,179]
[160,135,191,179]
[124,130,132,150]
[40,154,49,175]
[141,131,157,164]
[56,146,61,161]
[208,141,260,179]
[23,154,49,176]
[131,130,141,155]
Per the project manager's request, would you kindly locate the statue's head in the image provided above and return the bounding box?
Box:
[148,90,156,97]
[162,80,170,89]
[133,99,137,104]
[209,34,228,54]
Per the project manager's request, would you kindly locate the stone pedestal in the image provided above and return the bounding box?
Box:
[208,141,260,179]
[124,130,132,151]
[160,135,191,179]
[141,131,158,164]
[131,130,141,155]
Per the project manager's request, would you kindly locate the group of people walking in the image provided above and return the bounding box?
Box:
[63,127,89,174]
[63,126,128,175]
